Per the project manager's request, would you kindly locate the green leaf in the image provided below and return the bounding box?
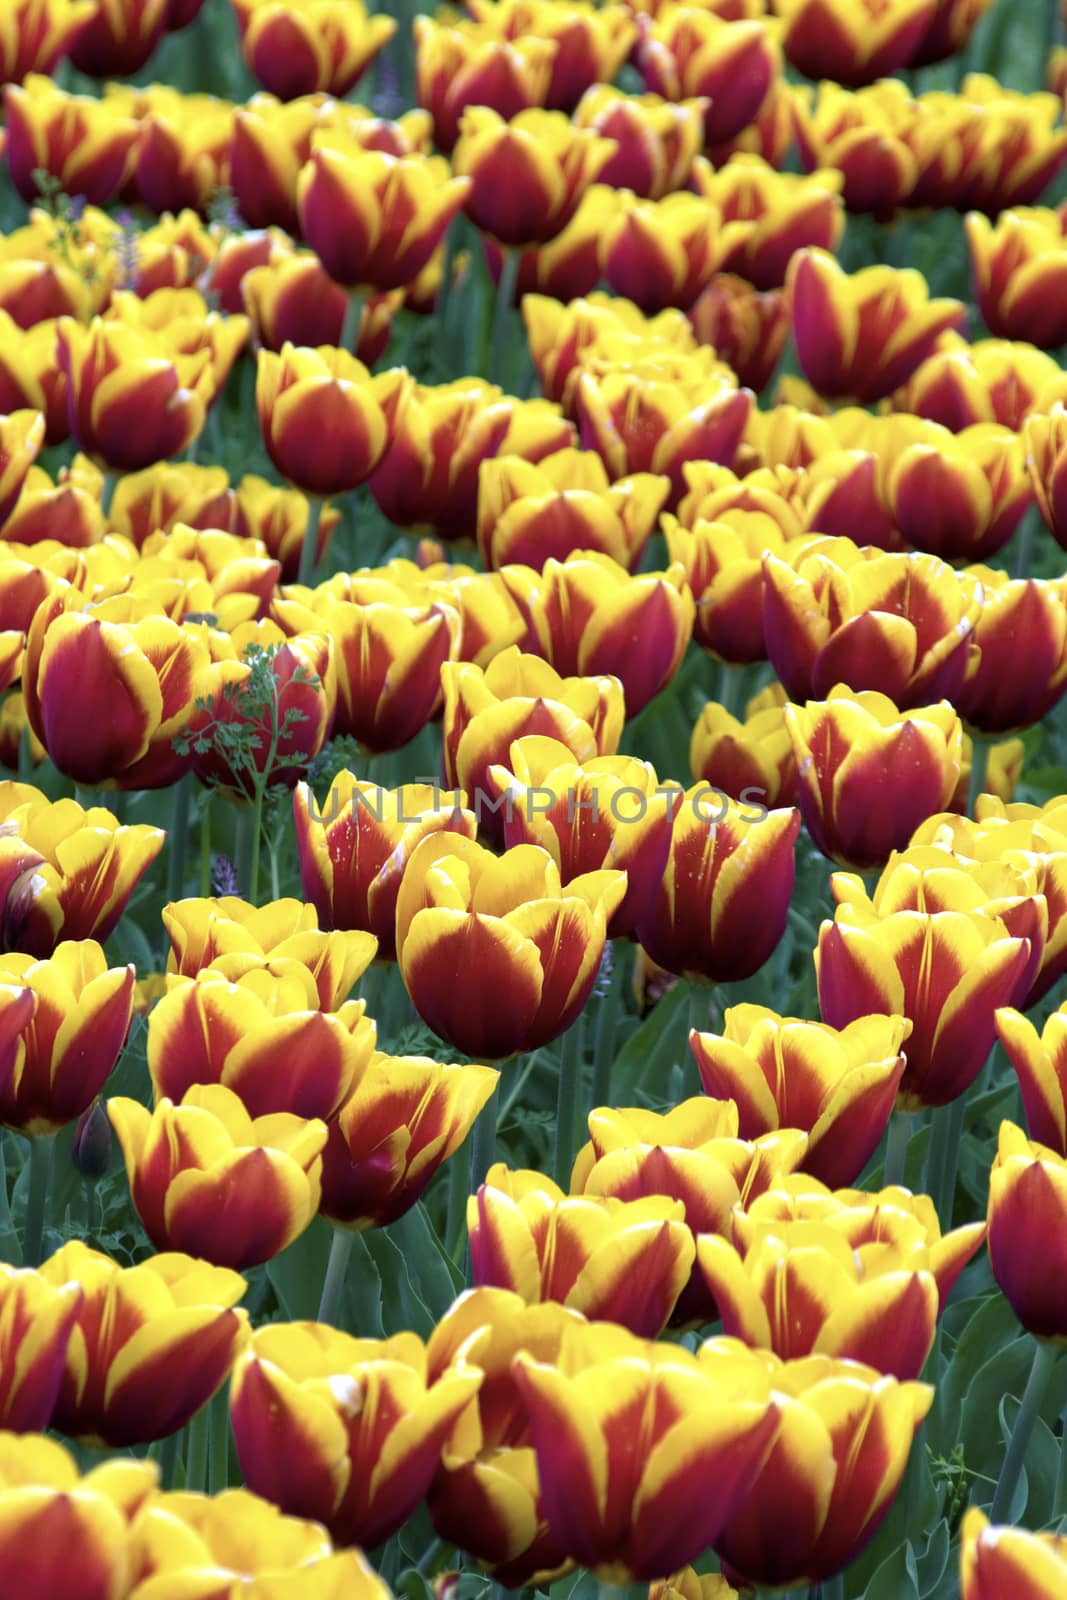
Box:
[388,1201,463,1313]
[364,1225,434,1339]
[609,980,690,1102]
[862,1538,920,1600]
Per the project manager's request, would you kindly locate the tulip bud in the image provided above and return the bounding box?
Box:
[71,1098,111,1180]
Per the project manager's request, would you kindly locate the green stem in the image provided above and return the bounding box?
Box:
[248,785,264,908]
[435,218,459,327]
[717,659,748,720]
[688,981,710,1039]
[297,496,326,589]
[74,784,96,812]
[1053,1395,1067,1519]
[339,288,366,355]
[967,734,992,819]
[444,1134,471,1260]
[882,1110,912,1190]
[924,1092,969,1227]
[0,1133,17,1262]
[198,790,213,897]
[990,1338,1059,1521]
[819,1576,845,1600]
[553,1017,585,1189]
[99,470,118,520]
[16,724,33,781]
[208,1386,230,1493]
[184,1400,210,1494]
[591,949,624,1111]
[486,247,522,389]
[166,772,192,905]
[22,1133,53,1267]
[157,1427,181,1490]
[470,1084,499,1193]
[318,1225,356,1327]
[1013,508,1035,582]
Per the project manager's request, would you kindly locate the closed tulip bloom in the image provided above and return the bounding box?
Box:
[664,509,793,666]
[103,458,231,549]
[816,892,1032,1108]
[39,1241,247,1447]
[690,690,797,810]
[687,275,791,394]
[574,86,706,200]
[4,77,139,204]
[0,1262,81,1432]
[295,777,478,960]
[501,552,695,717]
[692,155,845,292]
[470,1163,694,1336]
[1026,401,1067,550]
[108,1083,327,1269]
[454,108,616,248]
[322,1051,498,1230]
[477,448,669,573]
[230,1321,483,1547]
[128,94,233,217]
[960,1507,1067,1599]
[468,0,636,113]
[0,1431,156,1600]
[256,344,409,499]
[953,570,1067,734]
[66,0,169,73]
[441,646,625,810]
[369,377,574,541]
[712,1348,932,1589]
[483,183,619,309]
[0,410,45,528]
[405,559,528,667]
[514,1322,779,1581]
[488,736,680,937]
[886,421,1031,562]
[987,1121,1067,1338]
[784,688,962,871]
[396,835,625,1058]
[0,941,133,1135]
[637,792,800,984]
[788,248,967,404]
[162,896,375,1011]
[776,0,934,84]
[599,193,745,315]
[967,207,1067,349]
[636,10,781,147]
[56,317,208,471]
[298,141,470,294]
[232,474,341,583]
[0,0,96,84]
[996,1002,1067,1154]
[232,0,394,99]
[522,291,700,412]
[691,1007,908,1188]
[896,336,1067,432]
[427,1289,582,1586]
[414,15,557,153]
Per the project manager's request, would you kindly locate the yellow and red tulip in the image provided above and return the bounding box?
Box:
[231,0,395,100]
[690,687,797,810]
[635,9,782,147]
[0,1261,81,1432]
[4,77,140,204]
[953,569,1067,734]
[692,155,846,292]
[687,275,792,394]
[1026,400,1067,551]
[522,291,700,413]
[960,1507,1067,1598]
[996,1000,1067,1155]
[967,206,1067,348]
[573,85,706,200]
[414,14,556,153]
[886,420,1032,562]
[0,409,45,528]
[598,192,745,314]
[0,319,66,447]
[895,335,1067,431]
[776,0,936,85]
[987,1120,1067,1338]
[468,0,637,114]
[453,107,616,248]
[232,473,341,582]
[0,0,97,85]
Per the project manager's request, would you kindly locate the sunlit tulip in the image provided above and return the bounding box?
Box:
[599,192,744,314]
[687,275,791,394]
[65,0,169,73]
[0,204,119,326]
[0,1262,81,1431]
[396,835,625,1058]
[522,290,698,412]
[370,379,574,541]
[405,559,528,667]
[231,0,394,99]
[256,344,409,499]
[322,1051,498,1230]
[295,777,478,960]
[477,448,669,572]
[987,1121,1067,1338]
[231,1321,483,1546]
[788,248,967,403]
[690,689,796,810]
[468,0,636,113]
[414,14,556,153]
[691,1007,908,1187]
[0,1431,156,1600]
[573,85,705,200]
[776,0,935,84]
[39,1241,247,1447]
[103,459,231,550]
[953,569,1067,734]
[500,552,694,717]
[637,792,800,984]
[454,108,616,247]
[0,941,132,1135]
[960,1507,1067,1598]
[0,0,96,84]
[4,77,139,203]
[1026,401,1067,551]
[514,1322,779,1580]
[109,1083,327,1268]
[967,207,1067,348]
[895,336,1067,432]
[886,421,1031,562]
[488,736,679,937]
[104,288,249,412]
[713,1348,932,1589]
[138,524,280,626]
[636,9,782,147]
[692,155,845,292]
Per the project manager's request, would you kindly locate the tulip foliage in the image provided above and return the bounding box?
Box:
[2,2,1067,1599]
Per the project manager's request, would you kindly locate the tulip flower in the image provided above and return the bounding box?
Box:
[427,1289,581,1586]
[468,0,636,114]
[636,10,781,147]
[521,290,698,412]
[816,888,1032,1108]
[513,1322,779,1580]
[651,1572,739,1600]
[228,95,331,233]
[967,207,1067,348]
[256,344,410,501]
[886,421,1032,563]
[637,792,800,984]
[441,646,625,813]
[690,689,797,810]
[985,1119,1067,1339]
[231,0,394,99]
[369,378,575,541]
[953,569,1067,734]
[103,458,232,550]
[477,448,669,573]
[65,0,169,73]
[0,409,45,528]
[896,335,1067,432]
[453,108,616,248]
[573,86,706,200]
[39,1241,247,1447]
[788,248,967,403]
[108,1084,327,1269]
[406,559,528,667]
[126,92,233,216]
[0,317,67,448]
[104,288,249,412]
[692,155,846,292]
[664,502,795,668]
[996,1001,1067,1154]
[776,0,935,84]
[1026,401,1067,551]
[713,1349,932,1589]
[294,777,478,960]
[322,1051,499,1230]
[487,736,680,937]
[0,1262,81,1432]
[396,835,625,1059]
[297,141,470,295]
[3,77,139,204]
[162,896,375,1011]
[761,544,980,707]
[0,941,133,1135]
[470,1163,694,1336]
[691,1006,908,1188]
[687,276,792,395]
[500,552,695,717]
[960,1508,1067,1599]
[232,474,341,583]
[598,192,746,315]
[230,1321,483,1547]
[0,1431,156,1600]
[0,0,96,84]
[414,15,556,153]
[784,688,963,871]
[483,184,617,309]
